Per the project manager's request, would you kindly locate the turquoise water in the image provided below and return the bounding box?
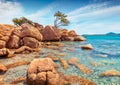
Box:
[43,35,120,85]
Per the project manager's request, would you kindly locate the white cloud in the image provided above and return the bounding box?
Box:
[0,0,24,24]
[67,2,120,34]
[68,4,120,22]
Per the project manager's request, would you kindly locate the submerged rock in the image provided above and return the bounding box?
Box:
[68,57,93,74]
[60,58,69,70]
[100,69,120,77]
[81,44,93,50]
[26,58,59,85]
[0,63,7,72]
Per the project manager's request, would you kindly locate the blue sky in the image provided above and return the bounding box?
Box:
[0,0,120,34]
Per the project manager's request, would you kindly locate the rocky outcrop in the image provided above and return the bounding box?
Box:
[81,44,93,50]
[100,69,120,77]
[0,63,7,72]
[0,24,43,49]
[60,29,86,41]
[0,23,86,49]
[26,58,59,85]
[41,25,61,41]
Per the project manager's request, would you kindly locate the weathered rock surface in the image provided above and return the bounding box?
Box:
[81,44,93,50]
[26,58,59,85]
[22,37,40,48]
[100,69,120,77]
[7,35,20,48]
[41,25,61,41]
[0,63,7,72]
[21,23,43,41]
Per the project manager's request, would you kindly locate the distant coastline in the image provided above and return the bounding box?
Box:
[82,32,120,36]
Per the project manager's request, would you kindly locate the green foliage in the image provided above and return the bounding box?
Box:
[54,11,70,28]
[12,17,34,26]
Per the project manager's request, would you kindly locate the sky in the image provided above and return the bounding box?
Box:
[0,0,120,34]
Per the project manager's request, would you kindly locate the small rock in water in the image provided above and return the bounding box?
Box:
[81,44,93,50]
[100,69,120,77]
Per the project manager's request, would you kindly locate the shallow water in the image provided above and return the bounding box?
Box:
[42,35,120,85]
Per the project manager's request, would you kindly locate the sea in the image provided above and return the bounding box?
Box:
[1,35,120,85]
[42,35,120,85]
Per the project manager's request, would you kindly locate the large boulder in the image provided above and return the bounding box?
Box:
[41,25,61,41]
[6,35,20,49]
[22,37,40,48]
[20,23,43,41]
[26,58,59,85]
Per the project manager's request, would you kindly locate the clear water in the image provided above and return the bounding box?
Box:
[43,35,120,85]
